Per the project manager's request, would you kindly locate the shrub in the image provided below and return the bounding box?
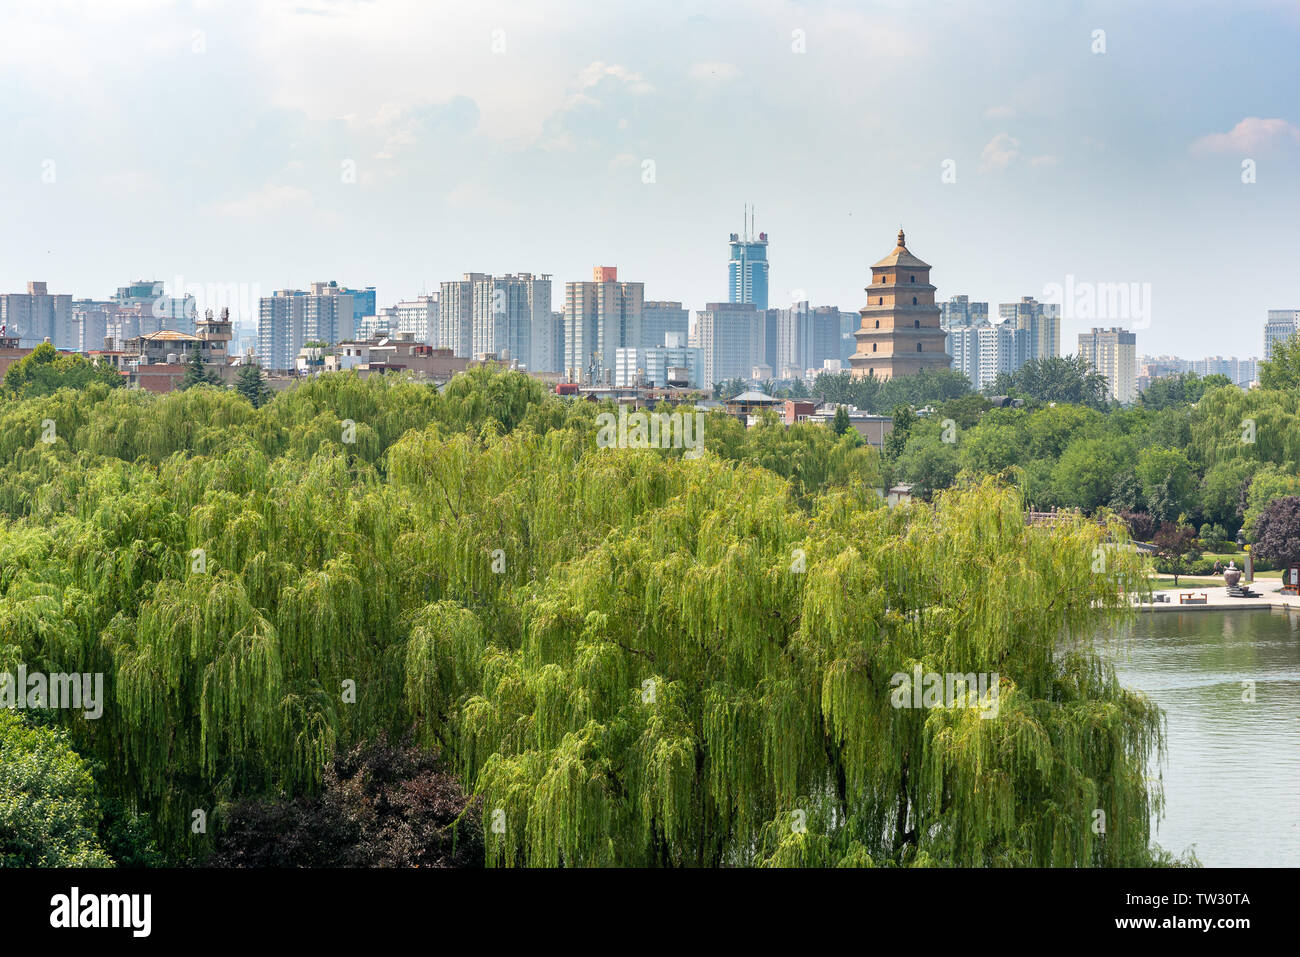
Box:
[207,737,482,868]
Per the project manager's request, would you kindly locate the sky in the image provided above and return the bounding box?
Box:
[2,0,1298,359]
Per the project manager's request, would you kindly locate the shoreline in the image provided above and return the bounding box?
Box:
[1140,583,1300,613]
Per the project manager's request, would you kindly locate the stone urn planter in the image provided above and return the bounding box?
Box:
[1223,561,1242,587]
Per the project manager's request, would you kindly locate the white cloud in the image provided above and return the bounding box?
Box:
[539,62,655,151]
[978,133,1020,172]
[577,62,654,95]
[1191,117,1300,154]
[985,105,1016,119]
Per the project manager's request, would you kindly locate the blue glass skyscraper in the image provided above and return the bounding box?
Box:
[728,207,769,310]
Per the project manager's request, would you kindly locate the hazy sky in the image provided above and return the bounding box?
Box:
[2,0,1297,358]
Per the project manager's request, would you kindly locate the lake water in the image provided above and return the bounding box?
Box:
[1106,609,1300,867]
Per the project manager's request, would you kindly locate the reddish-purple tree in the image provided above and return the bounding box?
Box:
[1118,509,1155,542]
[206,737,483,868]
[1152,522,1200,586]
[1252,496,1300,567]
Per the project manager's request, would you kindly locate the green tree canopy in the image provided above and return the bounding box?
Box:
[832,405,851,435]
[0,367,1170,867]
[1052,436,1134,512]
[1259,334,1300,391]
[234,363,274,409]
[813,369,973,415]
[1242,464,1300,538]
[1135,447,1197,524]
[1139,372,1233,411]
[3,342,124,398]
[989,354,1111,408]
[0,711,113,867]
[178,347,223,390]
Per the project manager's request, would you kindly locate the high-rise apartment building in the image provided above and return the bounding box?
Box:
[944,319,1025,390]
[71,300,113,353]
[942,295,1016,389]
[808,306,847,375]
[942,295,1059,389]
[439,274,552,369]
[946,324,978,384]
[564,266,643,384]
[258,290,306,371]
[945,321,1025,390]
[551,311,565,377]
[341,286,376,327]
[106,280,195,343]
[438,275,478,359]
[614,348,641,389]
[691,301,765,389]
[774,303,843,379]
[389,295,439,344]
[0,282,74,349]
[1264,310,1299,360]
[839,309,858,363]
[1138,355,1259,392]
[774,304,803,379]
[1078,327,1137,403]
[1236,357,1260,387]
[613,338,706,389]
[1192,355,1259,388]
[359,308,397,341]
[940,294,990,330]
[256,281,355,371]
[468,273,552,367]
[728,209,769,311]
[976,323,1025,390]
[999,296,1060,363]
[643,332,703,388]
[850,230,950,380]
[304,282,356,347]
[505,274,553,370]
[641,301,689,351]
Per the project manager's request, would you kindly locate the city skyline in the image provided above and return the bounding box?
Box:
[7,264,1293,372]
[2,1,1297,360]
[4,217,1295,365]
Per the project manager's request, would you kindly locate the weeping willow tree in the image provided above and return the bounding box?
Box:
[1189,384,1300,468]
[398,456,1161,867]
[0,367,1167,866]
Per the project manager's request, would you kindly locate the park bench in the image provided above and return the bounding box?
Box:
[1179,592,1208,605]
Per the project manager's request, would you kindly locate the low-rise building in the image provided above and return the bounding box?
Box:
[802,403,895,449]
[723,389,781,424]
[0,336,33,379]
[297,337,472,382]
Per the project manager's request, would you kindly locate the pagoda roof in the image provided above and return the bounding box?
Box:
[872,228,931,270]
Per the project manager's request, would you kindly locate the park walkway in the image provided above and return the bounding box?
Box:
[1144,581,1300,613]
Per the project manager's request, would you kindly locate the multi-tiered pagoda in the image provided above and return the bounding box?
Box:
[850,229,950,380]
